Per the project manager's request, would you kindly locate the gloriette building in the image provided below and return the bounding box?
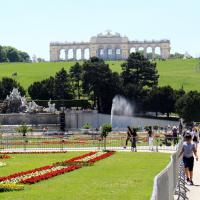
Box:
[50,31,170,61]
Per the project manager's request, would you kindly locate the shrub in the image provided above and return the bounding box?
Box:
[83,123,92,129]
[16,123,32,137]
[101,124,112,138]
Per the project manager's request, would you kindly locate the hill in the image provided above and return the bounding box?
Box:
[0,59,199,91]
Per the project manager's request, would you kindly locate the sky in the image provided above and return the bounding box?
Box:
[0,0,200,60]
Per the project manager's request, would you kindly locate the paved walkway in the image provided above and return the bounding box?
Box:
[187,145,200,200]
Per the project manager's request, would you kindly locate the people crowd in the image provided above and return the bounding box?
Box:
[124,123,200,185]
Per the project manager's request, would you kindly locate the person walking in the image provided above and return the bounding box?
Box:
[178,134,198,185]
[172,126,178,145]
[191,127,199,148]
[124,126,137,151]
[148,126,154,151]
[131,128,138,152]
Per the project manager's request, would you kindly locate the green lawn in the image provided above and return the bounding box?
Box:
[0,152,170,200]
[0,59,199,91]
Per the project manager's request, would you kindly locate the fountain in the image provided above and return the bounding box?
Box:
[111,95,134,128]
[0,88,57,114]
[43,99,57,113]
[0,88,26,113]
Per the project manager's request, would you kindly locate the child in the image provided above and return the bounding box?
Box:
[178,134,198,185]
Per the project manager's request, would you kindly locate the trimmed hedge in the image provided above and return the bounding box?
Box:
[32,99,91,109]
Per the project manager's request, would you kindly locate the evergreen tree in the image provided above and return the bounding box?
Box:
[53,68,73,100]
[69,62,82,99]
[82,57,121,113]
[0,77,25,100]
[0,46,8,62]
[121,52,159,88]
[176,91,200,123]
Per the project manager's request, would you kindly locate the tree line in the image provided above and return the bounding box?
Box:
[0,46,30,62]
[0,52,199,123]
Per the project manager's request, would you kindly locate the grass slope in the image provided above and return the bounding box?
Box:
[0,59,199,91]
[0,152,170,200]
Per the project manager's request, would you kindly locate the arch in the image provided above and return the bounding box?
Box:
[68,49,74,60]
[76,48,82,60]
[115,48,122,60]
[98,48,104,59]
[84,48,90,60]
[155,47,161,59]
[146,47,153,60]
[107,48,113,60]
[59,49,65,61]
[130,47,136,53]
[138,47,144,53]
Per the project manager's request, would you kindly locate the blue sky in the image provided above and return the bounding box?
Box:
[0,0,199,60]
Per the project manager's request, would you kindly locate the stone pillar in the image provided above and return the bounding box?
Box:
[81,49,85,60]
[152,47,155,59]
[112,48,116,60]
[73,49,76,60]
[144,48,147,58]
[50,46,60,62]
[121,44,129,60]
[104,48,107,60]
[161,47,170,59]
[65,50,68,61]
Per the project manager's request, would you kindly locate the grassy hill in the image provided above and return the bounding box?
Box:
[0,59,199,91]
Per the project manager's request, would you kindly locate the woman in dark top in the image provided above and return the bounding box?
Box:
[131,128,138,152]
[124,126,137,152]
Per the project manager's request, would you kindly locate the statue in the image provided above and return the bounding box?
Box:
[1,88,25,113]
[27,101,40,113]
[43,99,57,113]
[0,88,57,114]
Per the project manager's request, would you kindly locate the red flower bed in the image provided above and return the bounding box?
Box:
[0,151,115,185]
[89,151,115,163]
[0,151,68,154]
[0,154,11,159]
[20,165,80,184]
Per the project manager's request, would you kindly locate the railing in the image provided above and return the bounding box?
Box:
[0,134,180,152]
[150,140,187,200]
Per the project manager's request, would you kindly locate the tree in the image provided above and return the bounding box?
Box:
[101,123,112,150]
[158,86,176,117]
[0,77,25,100]
[121,52,159,88]
[147,86,176,117]
[53,68,73,100]
[5,47,20,62]
[0,46,8,62]
[19,51,30,62]
[28,77,54,100]
[69,62,82,99]
[82,57,122,113]
[176,91,200,123]
[0,46,30,62]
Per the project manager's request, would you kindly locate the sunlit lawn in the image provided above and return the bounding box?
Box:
[0,152,170,200]
[0,59,199,91]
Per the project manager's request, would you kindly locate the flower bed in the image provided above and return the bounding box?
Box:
[4,140,87,146]
[0,154,11,159]
[0,183,24,192]
[0,151,68,154]
[0,151,115,189]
